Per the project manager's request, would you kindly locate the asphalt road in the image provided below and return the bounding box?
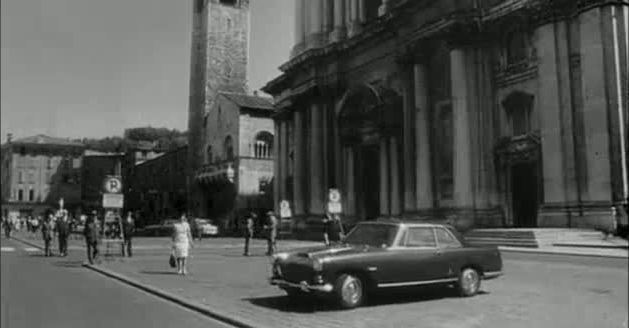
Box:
[0,237,234,328]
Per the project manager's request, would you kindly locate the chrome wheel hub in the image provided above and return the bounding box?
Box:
[462,269,479,293]
[341,276,362,305]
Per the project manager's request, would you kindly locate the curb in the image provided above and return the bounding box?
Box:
[498,246,628,259]
[10,236,44,250]
[83,264,255,328]
[552,243,629,250]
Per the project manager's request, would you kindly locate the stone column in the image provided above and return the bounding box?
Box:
[537,23,567,207]
[293,110,305,215]
[380,139,390,215]
[277,121,286,201]
[348,0,362,36]
[331,0,347,42]
[273,120,281,213]
[282,121,290,200]
[322,0,333,34]
[414,62,433,209]
[579,8,614,202]
[310,103,324,214]
[322,101,329,190]
[402,64,416,212]
[450,48,474,207]
[346,147,356,216]
[308,0,324,47]
[358,0,366,24]
[294,0,305,46]
[390,137,401,215]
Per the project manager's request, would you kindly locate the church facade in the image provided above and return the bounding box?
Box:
[263,0,628,233]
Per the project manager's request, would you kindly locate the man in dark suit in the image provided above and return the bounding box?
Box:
[83,212,100,264]
[41,214,54,256]
[243,212,255,256]
[121,212,135,257]
[55,211,71,257]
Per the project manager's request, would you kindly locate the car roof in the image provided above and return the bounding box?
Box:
[360,219,445,228]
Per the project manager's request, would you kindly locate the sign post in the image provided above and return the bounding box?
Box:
[327,189,345,236]
[279,200,292,237]
[101,176,124,257]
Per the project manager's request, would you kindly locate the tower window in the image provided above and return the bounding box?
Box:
[18,189,23,201]
[224,136,234,161]
[504,30,529,65]
[220,0,237,6]
[29,189,34,202]
[254,131,274,159]
[195,0,207,13]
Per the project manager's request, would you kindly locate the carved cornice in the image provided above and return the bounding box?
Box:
[494,59,539,88]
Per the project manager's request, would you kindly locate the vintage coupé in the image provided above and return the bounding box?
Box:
[270,221,503,309]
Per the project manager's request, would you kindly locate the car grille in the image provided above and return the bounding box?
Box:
[278,262,314,284]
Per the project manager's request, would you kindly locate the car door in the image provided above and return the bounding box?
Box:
[434,227,465,279]
[402,227,449,283]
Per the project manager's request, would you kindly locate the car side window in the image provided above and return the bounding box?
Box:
[436,228,462,248]
[405,228,436,248]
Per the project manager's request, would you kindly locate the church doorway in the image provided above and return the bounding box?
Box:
[356,144,380,220]
[510,162,539,227]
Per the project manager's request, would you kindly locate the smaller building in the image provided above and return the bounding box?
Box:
[127,146,187,226]
[81,150,124,212]
[191,92,275,231]
[1,134,84,218]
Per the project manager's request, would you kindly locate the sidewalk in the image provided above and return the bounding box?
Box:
[10,231,628,258]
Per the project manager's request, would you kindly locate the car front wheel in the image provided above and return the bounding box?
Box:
[457,267,481,297]
[335,274,364,309]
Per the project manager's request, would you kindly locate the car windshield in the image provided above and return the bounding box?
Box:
[343,224,398,247]
[196,219,209,225]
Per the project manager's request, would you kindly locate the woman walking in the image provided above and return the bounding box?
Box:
[172,213,193,275]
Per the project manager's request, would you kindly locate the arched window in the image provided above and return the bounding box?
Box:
[253,131,274,159]
[18,189,23,201]
[224,136,234,161]
[206,145,213,164]
[28,188,34,202]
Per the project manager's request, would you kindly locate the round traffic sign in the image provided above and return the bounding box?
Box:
[104,177,123,193]
[280,200,290,209]
[329,189,341,203]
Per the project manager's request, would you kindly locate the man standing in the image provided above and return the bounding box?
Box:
[55,211,70,257]
[41,214,54,256]
[264,211,278,256]
[83,212,100,264]
[122,212,135,257]
[243,212,255,256]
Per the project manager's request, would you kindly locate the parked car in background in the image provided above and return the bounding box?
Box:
[194,218,219,237]
[270,220,503,309]
[143,219,178,237]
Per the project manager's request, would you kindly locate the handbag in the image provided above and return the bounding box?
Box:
[169,253,176,268]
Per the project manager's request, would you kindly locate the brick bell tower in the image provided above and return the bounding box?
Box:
[187,0,249,216]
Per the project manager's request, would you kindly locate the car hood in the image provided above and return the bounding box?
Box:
[286,244,385,261]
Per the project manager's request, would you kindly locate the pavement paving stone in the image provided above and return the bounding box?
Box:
[9,232,628,328]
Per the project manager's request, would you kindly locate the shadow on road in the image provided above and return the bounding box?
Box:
[245,286,489,313]
[139,270,180,275]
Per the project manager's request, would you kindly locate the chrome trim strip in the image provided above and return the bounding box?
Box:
[269,279,334,293]
[377,278,458,288]
[483,271,503,278]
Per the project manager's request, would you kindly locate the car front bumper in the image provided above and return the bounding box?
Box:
[270,278,334,293]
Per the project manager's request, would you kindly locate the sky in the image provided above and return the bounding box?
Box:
[0,0,294,141]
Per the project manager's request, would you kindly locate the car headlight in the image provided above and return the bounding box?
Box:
[312,258,323,271]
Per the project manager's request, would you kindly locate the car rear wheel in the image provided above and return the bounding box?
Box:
[335,274,364,309]
[457,267,481,297]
